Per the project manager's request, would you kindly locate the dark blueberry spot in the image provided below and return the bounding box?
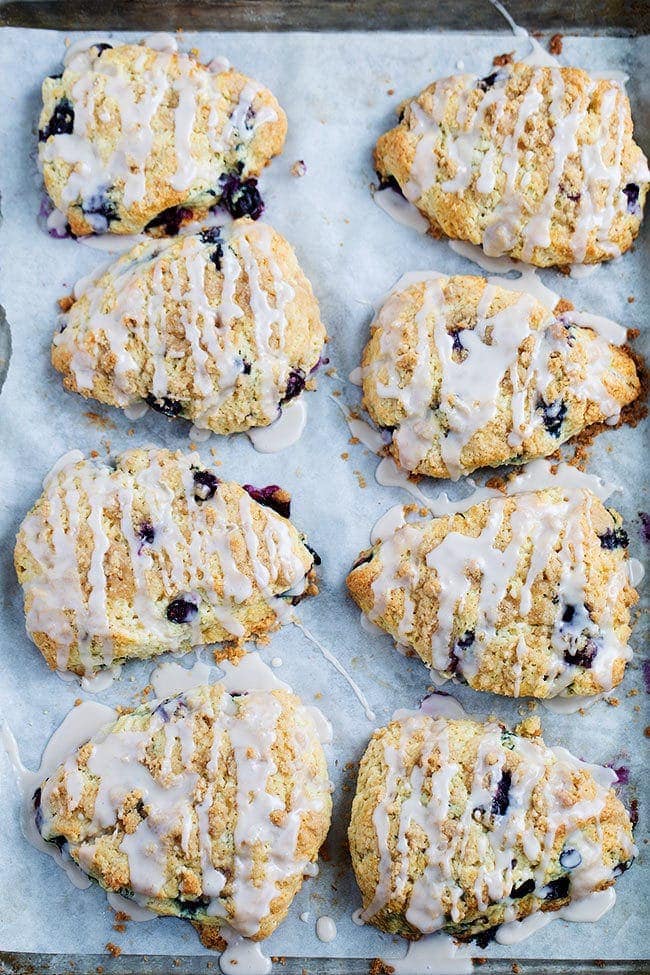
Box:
[166,596,199,624]
[282,369,306,403]
[145,393,183,417]
[144,205,193,236]
[478,72,498,91]
[49,834,68,852]
[199,227,222,244]
[209,243,223,270]
[559,848,582,870]
[613,859,633,877]
[174,895,210,919]
[48,72,63,80]
[564,638,598,669]
[193,470,219,502]
[81,189,120,232]
[135,798,147,817]
[623,183,640,214]
[449,629,474,673]
[243,484,291,519]
[377,173,405,197]
[491,769,511,816]
[242,360,252,375]
[598,527,629,550]
[542,875,570,901]
[306,543,321,566]
[450,329,464,354]
[244,104,255,130]
[473,926,499,948]
[562,604,575,624]
[39,98,74,142]
[397,109,405,123]
[93,43,113,55]
[138,522,155,545]
[219,175,264,220]
[33,787,43,832]
[510,878,535,899]
[538,397,567,437]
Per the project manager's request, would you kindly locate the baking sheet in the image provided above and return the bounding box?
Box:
[0,24,648,967]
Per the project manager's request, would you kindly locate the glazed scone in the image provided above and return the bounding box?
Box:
[35,683,331,940]
[375,64,649,266]
[346,488,637,699]
[349,713,635,940]
[15,448,317,676]
[52,219,326,433]
[39,41,287,236]
[361,274,639,479]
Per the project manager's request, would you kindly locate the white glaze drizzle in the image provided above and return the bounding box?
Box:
[364,276,626,479]
[56,221,304,433]
[19,449,309,675]
[41,43,277,227]
[364,713,635,936]
[364,487,632,695]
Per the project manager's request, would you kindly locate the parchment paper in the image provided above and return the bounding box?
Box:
[0,25,647,964]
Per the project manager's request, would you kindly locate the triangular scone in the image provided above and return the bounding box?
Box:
[39,42,286,236]
[52,219,325,434]
[375,64,649,266]
[361,275,639,479]
[347,488,637,699]
[349,713,635,940]
[36,684,331,941]
[15,448,317,676]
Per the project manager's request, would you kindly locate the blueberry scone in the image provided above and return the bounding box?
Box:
[14,448,317,676]
[35,683,331,940]
[361,275,639,480]
[349,713,635,940]
[375,64,649,266]
[52,219,325,433]
[346,488,637,699]
[39,41,286,236]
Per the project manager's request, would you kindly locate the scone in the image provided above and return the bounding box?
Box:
[35,683,331,940]
[52,219,326,433]
[349,713,635,940]
[15,448,317,676]
[361,275,639,479]
[375,64,649,266]
[346,488,637,699]
[39,41,287,236]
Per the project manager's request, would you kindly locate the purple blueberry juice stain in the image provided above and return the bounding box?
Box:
[643,659,650,694]
[639,512,650,543]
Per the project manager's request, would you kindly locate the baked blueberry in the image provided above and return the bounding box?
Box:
[564,638,598,669]
[219,175,264,220]
[144,205,193,236]
[491,770,511,816]
[283,369,306,403]
[39,98,74,142]
[538,397,567,437]
[145,394,183,417]
[166,596,199,624]
[193,470,219,502]
[243,484,291,519]
[598,527,629,550]
[541,875,570,901]
[510,878,535,899]
[623,183,640,213]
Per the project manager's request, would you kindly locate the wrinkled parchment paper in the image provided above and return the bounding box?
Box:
[0,25,647,964]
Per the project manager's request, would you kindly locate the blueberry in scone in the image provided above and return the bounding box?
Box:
[35,683,331,941]
[52,219,326,435]
[14,448,318,676]
[360,274,639,479]
[346,488,637,699]
[349,713,635,940]
[375,64,649,266]
[38,42,287,236]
